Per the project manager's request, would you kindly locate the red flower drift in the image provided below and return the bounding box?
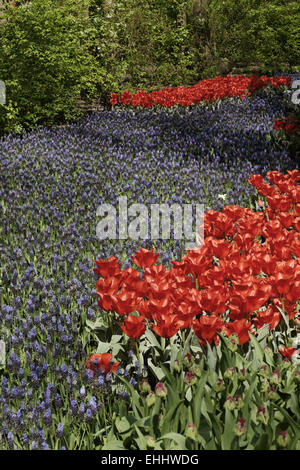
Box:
[94,169,300,348]
[111,75,291,109]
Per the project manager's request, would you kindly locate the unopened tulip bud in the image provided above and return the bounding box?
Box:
[256,405,269,425]
[146,391,156,407]
[183,353,194,368]
[267,386,279,401]
[277,430,290,448]
[234,417,246,437]
[228,333,239,352]
[140,379,151,394]
[193,364,202,377]
[260,377,269,393]
[281,358,290,369]
[184,371,197,386]
[234,394,244,410]
[213,377,225,392]
[172,359,181,373]
[224,367,235,380]
[270,369,281,385]
[146,436,156,449]
[155,382,167,398]
[224,396,235,411]
[259,364,268,377]
[185,423,197,441]
[238,368,247,381]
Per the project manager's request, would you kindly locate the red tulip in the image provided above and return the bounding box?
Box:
[131,248,159,268]
[121,315,146,339]
[192,315,223,347]
[278,346,297,358]
[152,314,180,338]
[85,353,119,374]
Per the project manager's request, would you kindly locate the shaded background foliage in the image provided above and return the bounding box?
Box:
[0,0,299,133]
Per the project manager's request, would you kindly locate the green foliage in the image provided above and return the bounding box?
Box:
[0,0,100,134]
[96,330,300,450]
[207,0,300,72]
[83,305,300,450]
[89,0,201,96]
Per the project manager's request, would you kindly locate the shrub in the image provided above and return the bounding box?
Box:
[0,0,100,134]
[88,0,201,96]
[207,0,300,72]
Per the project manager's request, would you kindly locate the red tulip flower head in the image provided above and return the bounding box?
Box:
[131,248,159,269]
[85,353,119,374]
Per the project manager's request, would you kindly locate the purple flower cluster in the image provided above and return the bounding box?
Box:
[0,78,299,449]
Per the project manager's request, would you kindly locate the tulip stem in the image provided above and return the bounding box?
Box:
[135,341,142,372]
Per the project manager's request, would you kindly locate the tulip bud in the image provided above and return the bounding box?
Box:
[266,386,279,401]
[256,405,269,425]
[234,417,246,437]
[155,382,167,398]
[183,353,194,368]
[184,371,197,386]
[140,379,151,394]
[224,367,235,380]
[228,333,239,352]
[172,359,181,373]
[281,358,290,370]
[146,436,156,449]
[260,377,269,393]
[146,391,156,407]
[213,377,225,393]
[277,430,290,448]
[258,364,268,377]
[270,369,281,385]
[234,394,244,410]
[264,346,273,356]
[224,396,235,411]
[193,364,202,377]
[185,423,197,441]
[238,368,247,381]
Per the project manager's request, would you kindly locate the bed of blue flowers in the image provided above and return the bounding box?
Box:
[0,73,299,450]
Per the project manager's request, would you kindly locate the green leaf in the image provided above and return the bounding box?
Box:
[147,357,165,381]
[248,332,264,366]
[86,317,106,331]
[96,341,112,353]
[254,432,269,450]
[0,340,5,369]
[275,303,291,335]
[206,341,217,370]
[242,375,258,424]
[115,416,132,434]
[117,375,144,418]
[193,372,208,427]
[205,437,217,449]
[273,403,300,438]
[157,432,187,450]
[69,433,78,450]
[161,399,184,435]
[101,438,125,450]
[144,328,162,351]
[134,424,149,450]
[221,408,235,450]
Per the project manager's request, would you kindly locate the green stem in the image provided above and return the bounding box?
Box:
[135,341,141,372]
